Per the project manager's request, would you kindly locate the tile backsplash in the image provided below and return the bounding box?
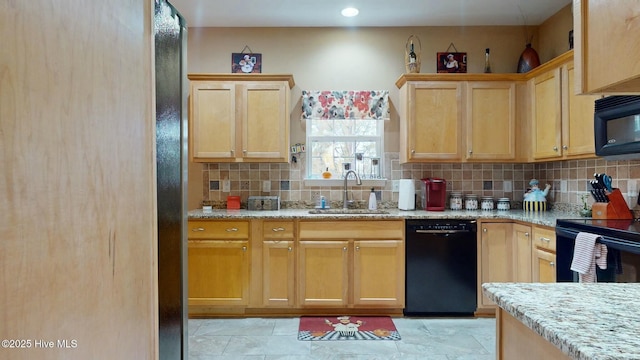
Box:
[199,153,640,212]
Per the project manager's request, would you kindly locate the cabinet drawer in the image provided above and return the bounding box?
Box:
[532,226,556,251]
[299,220,403,240]
[188,220,250,239]
[262,221,294,239]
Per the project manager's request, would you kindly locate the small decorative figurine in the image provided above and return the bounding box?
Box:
[523,179,551,211]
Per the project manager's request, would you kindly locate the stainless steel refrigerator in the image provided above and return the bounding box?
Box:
[154,0,188,358]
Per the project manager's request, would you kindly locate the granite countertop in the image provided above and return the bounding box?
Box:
[482,283,640,360]
[188,208,577,227]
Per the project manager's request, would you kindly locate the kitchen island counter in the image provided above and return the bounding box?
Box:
[483,282,640,360]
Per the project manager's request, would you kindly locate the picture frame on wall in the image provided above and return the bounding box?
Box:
[437,52,467,73]
[231,52,262,73]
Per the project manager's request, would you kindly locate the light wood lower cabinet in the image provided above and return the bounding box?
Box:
[260,220,296,307]
[298,220,405,309]
[187,220,251,308]
[512,223,532,283]
[532,226,557,283]
[478,222,512,309]
[298,240,350,307]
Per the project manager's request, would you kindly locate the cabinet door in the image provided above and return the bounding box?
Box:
[403,82,463,161]
[533,248,556,283]
[574,0,640,93]
[561,62,598,157]
[531,68,562,160]
[466,82,516,160]
[241,83,290,161]
[189,82,235,161]
[262,240,295,307]
[353,240,404,307]
[512,224,532,283]
[188,240,249,306]
[298,240,349,307]
[479,223,512,307]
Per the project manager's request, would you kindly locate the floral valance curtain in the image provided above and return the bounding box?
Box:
[301,90,389,120]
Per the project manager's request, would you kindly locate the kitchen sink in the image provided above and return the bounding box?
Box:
[308,208,390,214]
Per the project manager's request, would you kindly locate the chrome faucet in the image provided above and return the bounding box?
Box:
[343,170,362,209]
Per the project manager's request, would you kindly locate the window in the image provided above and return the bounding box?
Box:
[306,118,384,179]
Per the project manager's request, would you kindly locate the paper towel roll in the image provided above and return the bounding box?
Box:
[398,179,415,210]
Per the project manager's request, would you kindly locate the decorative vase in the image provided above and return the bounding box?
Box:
[517,43,541,73]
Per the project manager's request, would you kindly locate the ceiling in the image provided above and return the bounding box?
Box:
[168,0,572,28]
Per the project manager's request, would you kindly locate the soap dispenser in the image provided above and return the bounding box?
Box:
[368,188,377,210]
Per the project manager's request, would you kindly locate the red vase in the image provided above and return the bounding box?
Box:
[517,44,541,73]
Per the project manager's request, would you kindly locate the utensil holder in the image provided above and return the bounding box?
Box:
[592,189,633,219]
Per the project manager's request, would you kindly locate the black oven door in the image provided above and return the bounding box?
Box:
[556,225,640,282]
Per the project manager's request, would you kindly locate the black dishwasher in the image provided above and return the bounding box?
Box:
[404,219,477,316]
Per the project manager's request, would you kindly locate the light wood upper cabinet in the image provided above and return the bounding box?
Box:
[466,82,516,160]
[531,67,563,160]
[188,74,294,163]
[562,62,599,157]
[398,81,463,162]
[530,56,598,160]
[574,0,640,94]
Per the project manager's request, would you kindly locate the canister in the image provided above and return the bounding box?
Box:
[449,192,463,210]
[481,197,494,211]
[497,198,511,211]
[464,194,478,210]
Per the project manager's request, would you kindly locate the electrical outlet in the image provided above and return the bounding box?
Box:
[222,178,230,193]
[503,180,512,193]
[560,180,568,192]
[262,180,271,192]
[392,180,400,192]
[629,180,638,195]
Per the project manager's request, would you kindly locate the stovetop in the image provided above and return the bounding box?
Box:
[556,218,640,244]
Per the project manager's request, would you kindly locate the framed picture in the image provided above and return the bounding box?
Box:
[231,53,262,73]
[437,52,467,73]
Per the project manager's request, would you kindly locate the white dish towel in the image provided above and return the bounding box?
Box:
[570,232,608,283]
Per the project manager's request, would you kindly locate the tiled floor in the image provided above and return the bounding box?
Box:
[188,317,496,360]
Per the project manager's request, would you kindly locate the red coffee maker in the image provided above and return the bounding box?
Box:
[421,178,447,211]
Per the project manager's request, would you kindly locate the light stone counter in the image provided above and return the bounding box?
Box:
[188,208,576,227]
[483,283,640,360]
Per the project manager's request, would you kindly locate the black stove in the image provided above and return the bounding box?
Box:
[555,219,640,282]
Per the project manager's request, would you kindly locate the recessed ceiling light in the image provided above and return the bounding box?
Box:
[341,7,359,17]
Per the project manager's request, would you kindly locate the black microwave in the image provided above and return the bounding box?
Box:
[594,95,640,159]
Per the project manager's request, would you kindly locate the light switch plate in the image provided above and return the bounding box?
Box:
[262,180,271,192]
[222,178,230,193]
[392,180,400,192]
[503,180,512,193]
[560,180,568,192]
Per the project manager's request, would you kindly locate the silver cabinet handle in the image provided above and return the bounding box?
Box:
[242,246,247,252]
[343,247,348,251]
[355,246,360,251]
[483,228,487,233]
[287,246,292,252]
[525,232,529,237]
[230,149,234,155]
[411,149,415,154]
[226,228,239,232]
[272,227,286,232]
[553,146,558,151]
[540,237,551,242]
[242,149,247,154]
[562,145,568,150]
[192,227,205,232]
[549,262,555,267]
[468,149,473,154]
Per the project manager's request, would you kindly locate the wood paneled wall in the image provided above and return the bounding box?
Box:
[0,1,157,359]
